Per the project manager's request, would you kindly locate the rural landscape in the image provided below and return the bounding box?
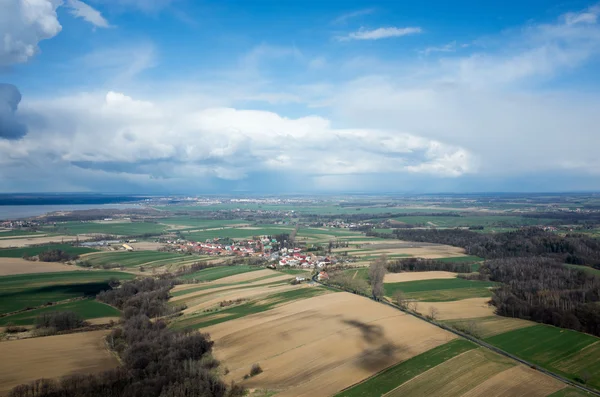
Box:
[1,193,600,396]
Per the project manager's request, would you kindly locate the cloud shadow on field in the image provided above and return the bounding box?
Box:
[341,318,404,371]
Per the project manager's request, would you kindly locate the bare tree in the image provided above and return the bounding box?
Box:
[369,255,387,301]
[408,301,419,313]
[394,290,408,309]
[428,306,439,321]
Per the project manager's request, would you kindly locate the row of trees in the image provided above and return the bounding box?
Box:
[23,249,80,262]
[11,277,243,397]
[480,257,600,336]
[369,228,600,268]
[386,258,472,274]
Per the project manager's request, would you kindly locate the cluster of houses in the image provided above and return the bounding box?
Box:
[166,236,277,257]
[277,248,333,269]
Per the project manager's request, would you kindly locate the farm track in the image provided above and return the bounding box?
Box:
[315,274,600,397]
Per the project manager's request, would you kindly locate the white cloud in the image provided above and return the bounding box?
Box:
[90,0,176,13]
[339,27,422,41]
[1,90,474,187]
[332,9,375,25]
[564,4,600,25]
[421,41,458,55]
[0,0,62,65]
[66,0,110,28]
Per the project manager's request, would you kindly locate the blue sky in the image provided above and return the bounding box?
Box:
[1,0,600,193]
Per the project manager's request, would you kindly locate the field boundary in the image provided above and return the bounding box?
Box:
[315,275,600,396]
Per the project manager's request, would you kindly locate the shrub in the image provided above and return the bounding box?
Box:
[35,311,85,331]
[249,363,263,377]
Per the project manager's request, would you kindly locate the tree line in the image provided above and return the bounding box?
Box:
[10,276,243,397]
[481,257,600,337]
[368,227,600,268]
[386,258,472,274]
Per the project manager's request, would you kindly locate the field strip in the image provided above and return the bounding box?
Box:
[205,292,455,397]
[384,271,457,283]
[416,298,495,320]
[461,365,566,397]
[0,257,74,276]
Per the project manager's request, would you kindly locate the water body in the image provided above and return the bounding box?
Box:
[0,204,143,220]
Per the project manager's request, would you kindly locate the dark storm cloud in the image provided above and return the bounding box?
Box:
[0,84,27,140]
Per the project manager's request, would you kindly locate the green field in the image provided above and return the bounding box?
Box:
[0,299,120,325]
[0,271,134,315]
[177,265,263,282]
[174,286,334,329]
[157,218,248,228]
[47,221,167,236]
[82,250,200,269]
[549,388,595,397]
[0,230,45,237]
[384,278,497,302]
[335,339,477,397]
[486,324,600,389]
[182,226,294,242]
[389,215,554,228]
[274,268,312,275]
[0,244,97,258]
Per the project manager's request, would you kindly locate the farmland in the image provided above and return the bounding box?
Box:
[203,292,456,397]
[181,226,295,242]
[0,257,72,276]
[176,264,264,281]
[0,298,120,325]
[81,250,206,270]
[47,221,167,236]
[383,277,497,302]
[0,330,119,395]
[0,244,97,258]
[486,325,600,390]
[0,270,134,314]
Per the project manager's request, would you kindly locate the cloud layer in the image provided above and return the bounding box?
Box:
[339,27,423,41]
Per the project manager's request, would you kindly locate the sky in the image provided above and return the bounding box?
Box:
[1,0,600,194]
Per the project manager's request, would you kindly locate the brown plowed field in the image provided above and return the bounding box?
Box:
[0,330,118,395]
[460,365,565,397]
[205,292,455,397]
[384,271,457,283]
[0,258,73,276]
[417,298,495,320]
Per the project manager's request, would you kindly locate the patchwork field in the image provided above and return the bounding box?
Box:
[444,315,534,338]
[0,244,97,258]
[0,299,120,326]
[0,257,73,276]
[202,292,455,397]
[486,324,600,390]
[182,226,295,242]
[0,235,93,248]
[0,330,119,395]
[81,250,207,270]
[47,221,167,236]
[0,270,134,315]
[177,264,265,282]
[384,278,497,302]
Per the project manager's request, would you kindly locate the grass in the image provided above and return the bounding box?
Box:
[0,244,97,258]
[549,388,595,397]
[389,215,554,228]
[82,250,196,268]
[174,287,334,329]
[334,339,477,397]
[486,324,600,389]
[182,226,294,242]
[384,278,497,302]
[177,265,263,282]
[274,268,312,275]
[47,221,167,236]
[0,230,44,237]
[0,299,120,325]
[157,218,248,229]
[0,270,134,315]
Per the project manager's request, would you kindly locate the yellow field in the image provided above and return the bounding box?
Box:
[0,258,74,276]
[205,292,455,397]
[445,316,535,339]
[0,330,118,395]
[417,298,495,320]
[461,365,566,397]
[384,348,515,397]
[384,348,564,397]
[384,271,457,283]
